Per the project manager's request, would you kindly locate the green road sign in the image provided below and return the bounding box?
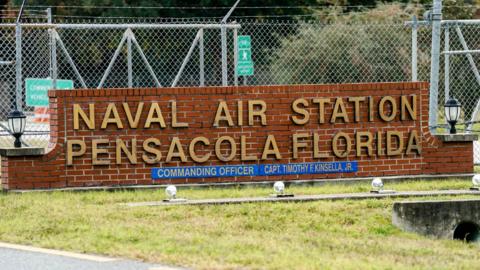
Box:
[238,35,251,49]
[238,49,252,62]
[26,78,74,107]
[236,35,254,76]
[237,65,254,76]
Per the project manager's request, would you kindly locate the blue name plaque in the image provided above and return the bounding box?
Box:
[152,164,257,179]
[258,161,357,176]
[152,161,357,180]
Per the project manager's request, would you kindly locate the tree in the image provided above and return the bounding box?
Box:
[268,4,424,85]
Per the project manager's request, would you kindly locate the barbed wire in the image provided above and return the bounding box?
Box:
[12,4,430,10]
[50,12,392,20]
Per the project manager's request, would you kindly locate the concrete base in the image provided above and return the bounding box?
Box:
[435,133,478,142]
[393,199,480,240]
[0,147,44,157]
[269,194,295,198]
[370,189,396,194]
[124,190,480,207]
[162,198,188,203]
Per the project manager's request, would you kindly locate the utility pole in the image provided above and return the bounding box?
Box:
[429,0,442,133]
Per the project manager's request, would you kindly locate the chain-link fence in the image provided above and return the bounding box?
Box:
[432,23,480,164]
[2,17,480,164]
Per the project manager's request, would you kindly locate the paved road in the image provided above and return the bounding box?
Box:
[0,246,183,270]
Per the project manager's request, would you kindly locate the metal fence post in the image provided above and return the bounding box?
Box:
[47,8,52,75]
[233,27,238,86]
[411,15,418,82]
[47,8,57,89]
[428,0,443,133]
[15,22,22,110]
[444,25,450,101]
[127,28,133,88]
[221,25,228,86]
[199,28,205,87]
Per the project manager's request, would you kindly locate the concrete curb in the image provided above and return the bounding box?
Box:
[124,189,480,207]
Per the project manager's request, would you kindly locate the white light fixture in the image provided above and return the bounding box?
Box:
[163,185,187,203]
[165,185,177,199]
[370,177,396,194]
[371,177,384,192]
[270,181,294,198]
[471,174,480,190]
[444,98,461,134]
[273,181,285,195]
[7,109,26,148]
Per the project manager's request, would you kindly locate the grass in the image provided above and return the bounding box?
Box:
[0,179,479,269]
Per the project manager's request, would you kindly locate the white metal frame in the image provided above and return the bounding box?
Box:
[3,22,242,90]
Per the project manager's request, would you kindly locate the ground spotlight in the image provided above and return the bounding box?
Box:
[270,181,294,198]
[370,177,395,194]
[163,185,187,202]
[273,181,285,194]
[470,174,480,191]
[371,177,383,192]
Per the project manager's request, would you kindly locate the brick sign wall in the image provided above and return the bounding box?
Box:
[0,82,474,189]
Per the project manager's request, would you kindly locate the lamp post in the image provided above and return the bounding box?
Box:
[444,98,461,134]
[7,109,26,148]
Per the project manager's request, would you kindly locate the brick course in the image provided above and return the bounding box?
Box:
[0,82,474,190]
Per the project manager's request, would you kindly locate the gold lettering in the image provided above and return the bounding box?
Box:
[92,139,110,165]
[213,101,234,127]
[238,100,243,126]
[313,98,330,124]
[349,97,366,122]
[387,131,404,156]
[189,136,211,163]
[332,132,351,158]
[377,131,383,156]
[123,102,143,129]
[66,140,86,165]
[368,97,374,122]
[401,95,417,121]
[313,133,328,158]
[293,133,309,159]
[171,101,189,128]
[142,138,162,164]
[406,130,422,155]
[116,139,137,164]
[356,131,373,157]
[291,98,310,125]
[261,135,281,160]
[144,103,166,128]
[241,136,257,161]
[101,103,123,129]
[379,96,397,122]
[330,98,349,123]
[215,136,236,162]
[73,104,95,130]
[248,100,267,126]
[166,137,187,162]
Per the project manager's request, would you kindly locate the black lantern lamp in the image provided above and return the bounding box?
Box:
[444,98,462,134]
[7,109,26,148]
